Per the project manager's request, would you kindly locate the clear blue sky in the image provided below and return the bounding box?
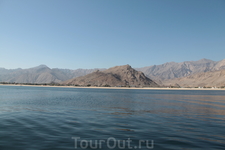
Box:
[1,0,225,69]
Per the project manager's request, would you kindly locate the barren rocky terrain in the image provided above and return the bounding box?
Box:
[62,65,159,87]
[1,58,225,87]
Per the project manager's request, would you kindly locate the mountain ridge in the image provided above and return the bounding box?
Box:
[1,58,225,86]
[0,65,105,83]
[163,69,225,88]
[136,58,224,81]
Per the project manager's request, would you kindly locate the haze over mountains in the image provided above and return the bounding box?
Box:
[1,58,225,87]
[0,65,104,83]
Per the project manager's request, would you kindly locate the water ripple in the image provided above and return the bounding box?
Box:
[0,86,225,149]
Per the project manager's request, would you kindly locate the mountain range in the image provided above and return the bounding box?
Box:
[1,58,225,87]
[137,58,225,81]
[0,65,104,83]
[163,69,225,88]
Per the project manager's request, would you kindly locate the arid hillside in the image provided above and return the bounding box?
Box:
[62,65,159,87]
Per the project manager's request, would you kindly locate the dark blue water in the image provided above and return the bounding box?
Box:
[0,85,225,150]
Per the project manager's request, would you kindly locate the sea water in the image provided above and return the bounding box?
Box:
[0,85,225,150]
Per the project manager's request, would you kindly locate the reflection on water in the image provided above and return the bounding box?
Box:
[0,86,225,149]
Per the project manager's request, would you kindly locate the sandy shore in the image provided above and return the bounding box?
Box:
[1,84,225,90]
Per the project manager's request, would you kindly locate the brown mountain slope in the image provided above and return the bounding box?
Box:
[163,69,225,87]
[61,65,159,87]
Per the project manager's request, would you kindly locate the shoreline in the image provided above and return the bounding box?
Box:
[0,84,225,90]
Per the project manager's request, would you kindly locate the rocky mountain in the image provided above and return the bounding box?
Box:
[61,65,159,87]
[137,58,220,81]
[0,65,104,83]
[163,69,225,88]
[1,58,225,86]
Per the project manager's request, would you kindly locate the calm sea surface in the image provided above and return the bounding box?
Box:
[0,85,225,150]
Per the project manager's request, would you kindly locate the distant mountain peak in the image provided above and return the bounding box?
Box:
[198,58,213,62]
[38,64,48,67]
[124,64,132,69]
[34,64,49,69]
[107,64,132,71]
